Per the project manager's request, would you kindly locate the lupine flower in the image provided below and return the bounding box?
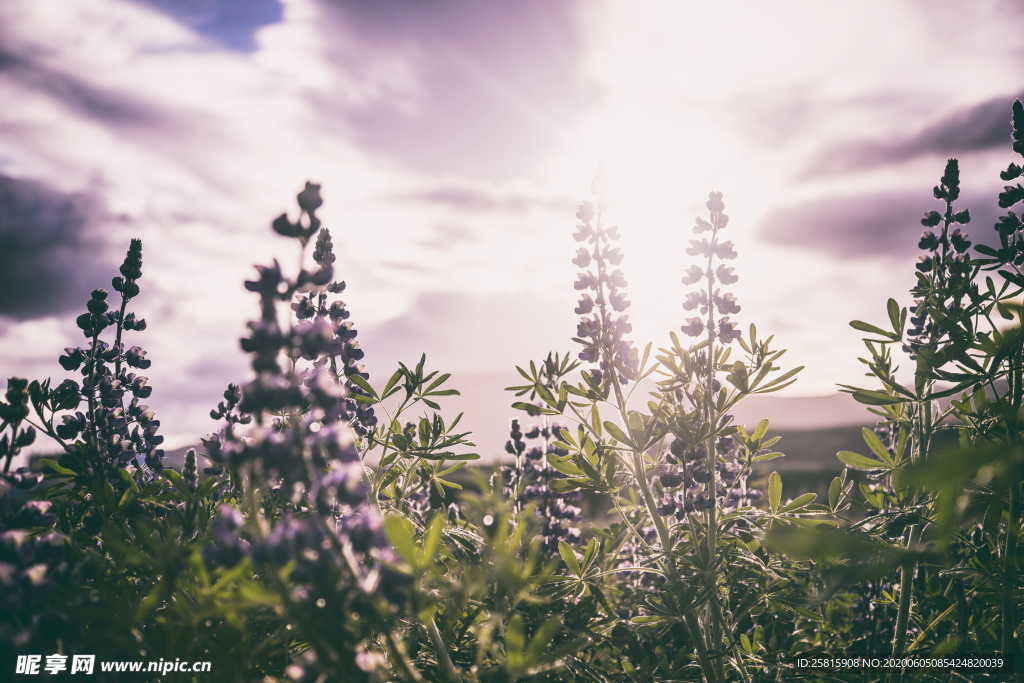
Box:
[207,183,410,627]
[904,159,977,359]
[679,192,741,345]
[203,504,250,568]
[571,183,638,385]
[500,419,582,552]
[655,431,760,518]
[980,100,1024,270]
[40,241,165,473]
[290,228,377,435]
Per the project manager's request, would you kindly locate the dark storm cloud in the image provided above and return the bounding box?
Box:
[132,0,284,52]
[757,188,1001,260]
[804,93,1022,176]
[0,175,116,320]
[390,185,575,214]
[0,47,165,128]
[318,0,600,179]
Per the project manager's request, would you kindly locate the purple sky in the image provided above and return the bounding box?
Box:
[1,0,1023,453]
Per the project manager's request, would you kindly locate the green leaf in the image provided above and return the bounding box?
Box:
[630,615,665,625]
[754,366,804,393]
[511,401,555,416]
[780,492,816,512]
[39,458,76,477]
[558,541,580,574]
[767,471,782,513]
[860,427,894,465]
[348,372,377,398]
[550,478,583,493]
[859,483,884,509]
[535,383,556,407]
[850,319,897,340]
[828,476,842,509]
[849,389,906,406]
[603,421,632,447]
[381,369,403,397]
[384,515,418,566]
[752,451,784,463]
[548,457,584,477]
[422,513,445,566]
[837,450,890,471]
[423,372,451,394]
[886,298,903,337]
[418,417,430,447]
[443,452,480,461]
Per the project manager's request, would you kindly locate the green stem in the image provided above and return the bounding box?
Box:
[1001,480,1019,655]
[425,617,460,682]
[891,524,921,660]
[631,448,717,683]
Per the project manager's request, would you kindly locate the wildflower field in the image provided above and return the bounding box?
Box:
[4,1,1024,680]
[2,92,1024,681]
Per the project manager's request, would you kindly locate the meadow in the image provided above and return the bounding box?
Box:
[2,100,1023,682]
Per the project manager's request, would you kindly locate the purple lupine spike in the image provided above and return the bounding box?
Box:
[570,190,638,384]
[680,192,741,345]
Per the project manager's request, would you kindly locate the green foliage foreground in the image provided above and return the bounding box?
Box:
[2,102,1024,681]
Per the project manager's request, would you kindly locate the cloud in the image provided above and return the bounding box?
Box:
[0,47,167,129]
[389,185,575,214]
[311,0,600,179]
[417,223,477,251]
[0,175,117,319]
[804,93,1022,176]
[757,187,1002,260]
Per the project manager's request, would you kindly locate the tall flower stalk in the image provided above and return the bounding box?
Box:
[679,191,741,593]
[573,184,638,398]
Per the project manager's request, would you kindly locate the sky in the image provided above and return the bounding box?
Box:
[1,0,1023,455]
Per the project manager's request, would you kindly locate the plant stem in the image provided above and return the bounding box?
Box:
[631,448,717,683]
[1001,479,1019,655]
[113,292,129,378]
[425,617,460,682]
[891,523,921,660]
